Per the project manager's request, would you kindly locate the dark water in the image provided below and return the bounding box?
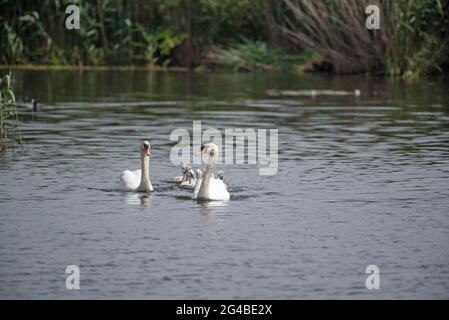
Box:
[1,70,449,299]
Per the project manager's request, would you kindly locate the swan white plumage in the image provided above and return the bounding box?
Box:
[192,143,230,201]
[119,139,153,192]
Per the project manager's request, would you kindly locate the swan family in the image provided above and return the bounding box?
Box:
[119,140,230,201]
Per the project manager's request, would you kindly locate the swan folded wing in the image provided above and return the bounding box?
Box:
[120,169,141,191]
[192,178,202,199]
[192,178,230,200]
[208,179,230,200]
[180,178,197,188]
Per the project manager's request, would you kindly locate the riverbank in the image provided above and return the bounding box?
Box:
[0,44,320,75]
[0,64,190,72]
[2,1,447,77]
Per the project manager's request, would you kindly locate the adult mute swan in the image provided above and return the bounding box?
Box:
[192,143,230,201]
[119,140,153,192]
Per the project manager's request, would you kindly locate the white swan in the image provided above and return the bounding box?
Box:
[217,170,229,189]
[119,140,153,192]
[192,143,230,201]
[195,168,202,179]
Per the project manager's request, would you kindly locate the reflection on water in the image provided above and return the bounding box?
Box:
[0,70,449,299]
[125,193,153,208]
[197,200,229,216]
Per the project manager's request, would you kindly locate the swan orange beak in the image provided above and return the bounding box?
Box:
[197,144,206,155]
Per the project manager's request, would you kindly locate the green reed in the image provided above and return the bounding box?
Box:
[0,72,22,153]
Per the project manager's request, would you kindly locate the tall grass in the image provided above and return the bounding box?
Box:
[389,0,449,77]
[272,0,396,74]
[0,0,268,67]
[1,0,447,76]
[0,72,21,153]
[206,40,317,72]
[272,0,449,76]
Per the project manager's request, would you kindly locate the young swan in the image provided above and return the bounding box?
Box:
[192,143,230,201]
[172,164,189,183]
[180,168,203,189]
[218,170,229,189]
[119,139,154,192]
[195,169,203,180]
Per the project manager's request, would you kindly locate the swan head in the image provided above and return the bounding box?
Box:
[199,143,219,156]
[187,169,195,179]
[196,169,202,179]
[218,171,224,180]
[140,140,151,157]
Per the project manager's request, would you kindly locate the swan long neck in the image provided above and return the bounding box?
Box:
[197,151,216,199]
[138,153,153,192]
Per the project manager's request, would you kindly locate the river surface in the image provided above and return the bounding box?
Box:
[1,70,449,299]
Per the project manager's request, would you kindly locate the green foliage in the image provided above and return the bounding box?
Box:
[194,0,267,44]
[0,72,21,153]
[210,40,317,72]
[389,0,449,77]
[274,0,449,76]
[0,0,268,67]
[0,0,447,76]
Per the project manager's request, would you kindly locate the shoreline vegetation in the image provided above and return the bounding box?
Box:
[1,0,448,77]
[0,72,22,153]
[0,64,191,72]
